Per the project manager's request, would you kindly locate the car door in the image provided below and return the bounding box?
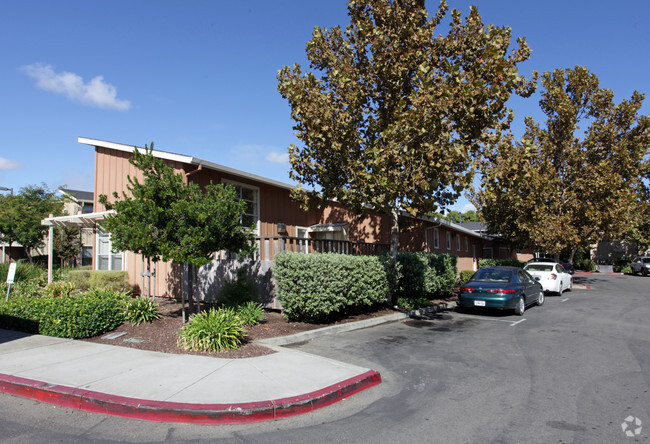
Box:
[518,270,536,303]
[556,264,570,289]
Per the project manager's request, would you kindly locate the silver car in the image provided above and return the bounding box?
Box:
[630,257,650,276]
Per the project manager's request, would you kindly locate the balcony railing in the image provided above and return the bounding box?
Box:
[255,236,390,261]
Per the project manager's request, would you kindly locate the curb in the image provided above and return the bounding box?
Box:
[256,301,456,347]
[0,370,381,424]
[256,313,409,347]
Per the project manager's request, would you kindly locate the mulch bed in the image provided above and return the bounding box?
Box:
[80,297,408,359]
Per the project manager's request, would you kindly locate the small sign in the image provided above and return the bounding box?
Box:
[6,263,17,284]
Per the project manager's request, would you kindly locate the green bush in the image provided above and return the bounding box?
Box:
[217,267,256,307]
[8,276,48,298]
[0,262,47,283]
[273,252,390,323]
[177,307,246,352]
[89,271,130,292]
[396,296,430,311]
[123,296,162,325]
[619,265,633,274]
[235,301,264,326]
[44,281,75,298]
[68,270,92,291]
[478,258,526,269]
[459,269,475,285]
[395,251,457,299]
[0,290,125,338]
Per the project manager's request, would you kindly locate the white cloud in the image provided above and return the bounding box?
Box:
[21,63,130,111]
[266,151,289,164]
[461,203,476,213]
[0,157,22,171]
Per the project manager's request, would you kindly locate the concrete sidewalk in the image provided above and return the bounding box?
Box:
[0,328,381,424]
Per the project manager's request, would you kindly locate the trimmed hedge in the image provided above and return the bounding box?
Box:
[0,292,125,339]
[68,270,130,292]
[273,252,391,322]
[395,251,457,298]
[459,269,475,285]
[478,258,526,269]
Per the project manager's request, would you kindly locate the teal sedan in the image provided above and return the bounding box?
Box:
[458,266,544,316]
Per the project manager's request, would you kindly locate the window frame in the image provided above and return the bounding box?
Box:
[222,179,260,234]
[96,230,125,271]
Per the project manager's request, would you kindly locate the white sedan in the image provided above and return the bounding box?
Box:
[523,262,573,295]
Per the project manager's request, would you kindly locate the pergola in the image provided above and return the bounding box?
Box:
[40,210,115,283]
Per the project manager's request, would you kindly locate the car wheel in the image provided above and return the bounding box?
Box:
[514,297,525,316]
[536,291,544,306]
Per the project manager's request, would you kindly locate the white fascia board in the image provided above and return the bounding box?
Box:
[79,137,296,191]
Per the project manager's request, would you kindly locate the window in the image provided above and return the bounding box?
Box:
[446,232,451,250]
[433,228,439,249]
[224,181,259,232]
[96,231,124,271]
[456,233,461,251]
[465,236,469,252]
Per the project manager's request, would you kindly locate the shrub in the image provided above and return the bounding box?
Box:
[273,252,390,323]
[396,296,430,311]
[9,276,48,298]
[478,258,526,269]
[68,270,92,291]
[0,290,125,338]
[0,262,46,283]
[177,307,246,352]
[44,281,75,298]
[89,271,130,292]
[459,269,475,285]
[123,296,162,325]
[236,301,264,326]
[619,265,633,274]
[395,251,457,299]
[217,267,256,307]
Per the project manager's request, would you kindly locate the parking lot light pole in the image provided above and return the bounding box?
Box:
[0,186,13,195]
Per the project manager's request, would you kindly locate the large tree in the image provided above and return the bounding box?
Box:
[278,0,536,256]
[472,66,650,262]
[0,185,63,263]
[99,146,256,303]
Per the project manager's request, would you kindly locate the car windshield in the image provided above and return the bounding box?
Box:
[472,269,512,283]
[643,258,650,264]
[525,264,554,272]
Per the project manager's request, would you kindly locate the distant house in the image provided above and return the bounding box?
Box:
[58,188,94,266]
[43,137,521,304]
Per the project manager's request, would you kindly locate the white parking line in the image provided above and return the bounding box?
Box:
[455,313,527,326]
[561,298,569,302]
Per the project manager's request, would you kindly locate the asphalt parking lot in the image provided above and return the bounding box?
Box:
[0,273,647,443]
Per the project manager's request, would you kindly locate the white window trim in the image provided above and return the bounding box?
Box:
[222,179,260,235]
[95,231,125,271]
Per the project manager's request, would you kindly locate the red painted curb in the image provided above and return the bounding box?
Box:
[0,370,381,424]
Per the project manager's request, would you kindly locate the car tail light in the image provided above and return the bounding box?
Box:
[487,289,515,293]
[459,287,474,293]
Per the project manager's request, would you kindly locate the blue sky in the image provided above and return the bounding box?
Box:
[1,0,648,213]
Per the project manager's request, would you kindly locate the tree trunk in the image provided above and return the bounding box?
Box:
[389,207,399,259]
